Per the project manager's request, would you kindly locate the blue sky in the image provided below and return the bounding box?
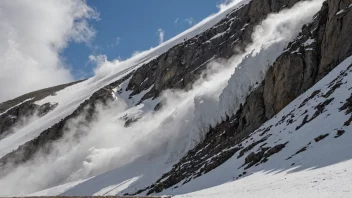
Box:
[63,0,224,79]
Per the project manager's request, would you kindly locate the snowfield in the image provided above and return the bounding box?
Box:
[175,159,352,198]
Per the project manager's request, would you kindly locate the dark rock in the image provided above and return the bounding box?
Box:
[318,0,352,79]
[264,143,287,158]
[286,145,308,160]
[238,136,269,159]
[340,93,352,114]
[314,134,329,142]
[0,102,58,139]
[296,98,334,130]
[339,92,352,126]
[243,143,286,169]
[344,116,352,126]
[323,81,343,98]
[244,151,264,166]
[299,90,321,108]
[334,130,345,138]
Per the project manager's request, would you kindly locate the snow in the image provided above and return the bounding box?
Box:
[129,85,154,106]
[28,178,91,197]
[61,156,174,196]
[336,4,352,15]
[209,31,227,41]
[290,47,301,54]
[174,160,352,198]
[93,176,141,196]
[336,10,345,15]
[303,38,315,46]
[240,23,249,30]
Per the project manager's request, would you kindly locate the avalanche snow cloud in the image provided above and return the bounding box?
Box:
[0,0,324,196]
[0,0,98,103]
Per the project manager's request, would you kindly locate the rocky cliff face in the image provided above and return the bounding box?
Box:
[126,0,301,101]
[140,0,352,194]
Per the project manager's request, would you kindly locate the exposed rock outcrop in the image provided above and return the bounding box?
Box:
[0,80,83,114]
[0,81,86,140]
[126,0,303,101]
[0,102,57,139]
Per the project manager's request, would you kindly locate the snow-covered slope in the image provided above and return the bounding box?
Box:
[0,0,352,197]
[175,160,352,198]
[171,54,352,198]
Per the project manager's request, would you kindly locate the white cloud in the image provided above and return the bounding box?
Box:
[90,54,123,78]
[216,0,234,11]
[107,37,120,48]
[174,18,179,24]
[157,28,165,44]
[88,54,108,66]
[0,0,98,102]
[184,17,194,26]
[115,37,120,46]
